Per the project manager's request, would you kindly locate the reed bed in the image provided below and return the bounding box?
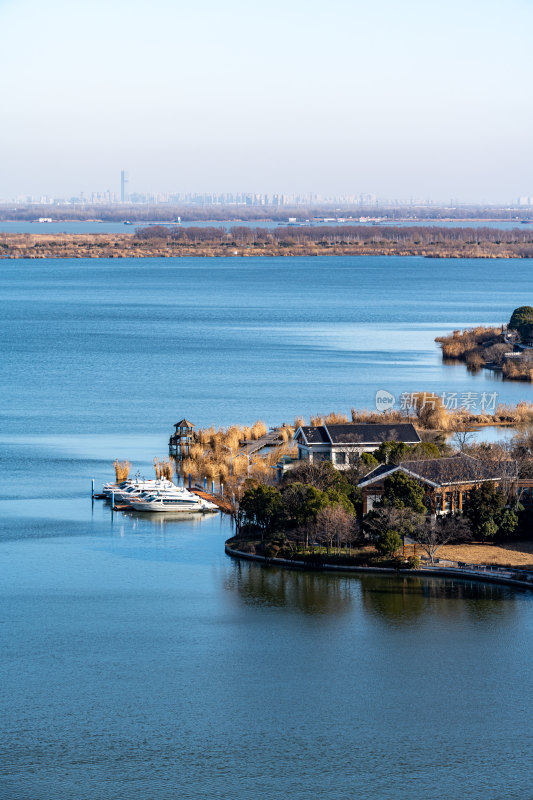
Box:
[154,457,173,480]
[177,419,296,485]
[435,326,502,359]
[113,460,131,482]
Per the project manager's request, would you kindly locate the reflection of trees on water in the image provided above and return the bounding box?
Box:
[360,574,517,624]
[225,561,353,616]
[226,562,520,623]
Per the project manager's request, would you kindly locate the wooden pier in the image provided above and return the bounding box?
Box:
[189,488,233,514]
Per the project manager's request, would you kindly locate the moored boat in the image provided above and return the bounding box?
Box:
[130,489,218,513]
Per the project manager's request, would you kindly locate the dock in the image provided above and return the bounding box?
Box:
[190,488,233,514]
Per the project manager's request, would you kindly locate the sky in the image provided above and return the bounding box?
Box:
[0,0,532,202]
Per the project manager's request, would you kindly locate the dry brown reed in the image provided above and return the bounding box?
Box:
[154,458,173,480]
[113,460,131,482]
[324,411,350,424]
[250,420,268,439]
[294,416,305,429]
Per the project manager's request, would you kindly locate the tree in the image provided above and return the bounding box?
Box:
[323,488,355,516]
[409,442,442,460]
[239,484,283,538]
[497,508,519,539]
[361,452,378,470]
[374,441,409,464]
[509,306,533,340]
[452,428,475,452]
[376,530,402,558]
[411,515,471,563]
[281,482,327,528]
[315,505,357,553]
[282,460,340,491]
[383,471,427,514]
[364,505,424,540]
[463,482,506,540]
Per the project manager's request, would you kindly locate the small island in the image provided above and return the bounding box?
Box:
[436,306,533,381]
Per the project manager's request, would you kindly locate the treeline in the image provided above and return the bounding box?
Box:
[1,205,532,223]
[134,224,533,246]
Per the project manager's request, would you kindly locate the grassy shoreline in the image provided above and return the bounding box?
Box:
[3,231,533,259]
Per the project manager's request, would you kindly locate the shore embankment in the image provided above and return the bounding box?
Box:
[3,230,533,258]
[225,540,533,590]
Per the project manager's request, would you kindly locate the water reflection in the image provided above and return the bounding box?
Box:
[360,574,516,624]
[226,561,519,624]
[120,509,209,528]
[225,561,353,615]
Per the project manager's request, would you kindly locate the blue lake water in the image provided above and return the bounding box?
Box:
[1,256,533,799]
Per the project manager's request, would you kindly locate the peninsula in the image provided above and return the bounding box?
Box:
[436,306,533,381]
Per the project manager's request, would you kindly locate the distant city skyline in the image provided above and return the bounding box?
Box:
[2,177,533,209]
[1,0,532,202]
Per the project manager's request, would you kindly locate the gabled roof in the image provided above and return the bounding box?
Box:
[324,423,420,445]
[359,454,516,489]
[174,418,195,428]
[296,425,330,445]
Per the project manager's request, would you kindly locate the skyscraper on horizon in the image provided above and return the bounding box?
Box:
[120,170,128,203]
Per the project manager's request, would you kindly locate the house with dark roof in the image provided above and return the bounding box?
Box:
[358,454,521,515]
[293,423,421,470]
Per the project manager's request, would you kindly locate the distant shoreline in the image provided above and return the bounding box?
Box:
[2,231,533,259]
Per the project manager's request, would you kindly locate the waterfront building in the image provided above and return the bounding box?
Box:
[294,423,420,469]
[169,418,195,458]
[358,453,533,515]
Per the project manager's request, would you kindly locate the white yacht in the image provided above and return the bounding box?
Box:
[130,488,218,513]
[114,480,183,503]
[102,478,176,499]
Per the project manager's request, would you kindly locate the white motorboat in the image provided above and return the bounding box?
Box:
[114,480,182,503]
[130,488,218,513]
[102,478,176,500]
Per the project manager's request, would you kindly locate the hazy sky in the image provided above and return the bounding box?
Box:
[1,0,532,201]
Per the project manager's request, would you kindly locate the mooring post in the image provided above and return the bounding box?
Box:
[220,483,224,497]
[91,478,95,498]
[111,491,115,511]
[204,476,207,490]
[211,480,215,495]
[188,473,192,489]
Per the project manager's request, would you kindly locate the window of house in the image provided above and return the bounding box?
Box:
[336,452,346,465]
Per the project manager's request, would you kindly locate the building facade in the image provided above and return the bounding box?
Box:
[294,423,421,470]
[358,454,532,515]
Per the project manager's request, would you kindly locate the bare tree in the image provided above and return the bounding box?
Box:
[314,505,358,554]
[411,515,472,563]
[452,427,475,452]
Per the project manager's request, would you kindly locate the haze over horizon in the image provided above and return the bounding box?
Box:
[1,0,532,202]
